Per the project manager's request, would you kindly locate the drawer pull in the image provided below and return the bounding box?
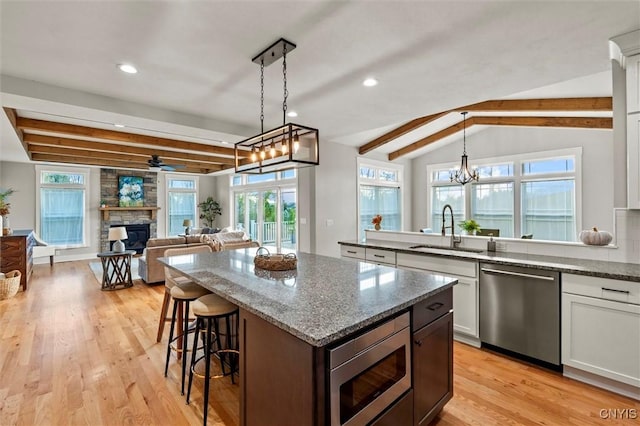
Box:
[373,254,385,258]
[414,340,423,347]
[347,250,357,254]
[602,287,630,295]
[427,302,444,311]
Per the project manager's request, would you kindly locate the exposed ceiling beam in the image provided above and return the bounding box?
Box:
[388,115,612,161]
[360,97,612,155]
[358,112,447,155]
[30,153,217,174]
[24,133,238,166]
[3,107,29,159]
[27,144,226,171]
[16,117,243,157]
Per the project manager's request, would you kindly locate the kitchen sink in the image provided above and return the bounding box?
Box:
[408,244,485,253]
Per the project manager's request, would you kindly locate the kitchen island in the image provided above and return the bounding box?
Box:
[160,247,457,426]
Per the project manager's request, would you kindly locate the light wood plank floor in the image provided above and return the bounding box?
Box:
[1,260,638,425]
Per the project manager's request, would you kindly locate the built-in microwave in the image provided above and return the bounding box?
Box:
[328,312,411,426]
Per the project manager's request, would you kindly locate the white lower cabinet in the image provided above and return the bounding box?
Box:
[562,273,640,397]
[397,253,479,345]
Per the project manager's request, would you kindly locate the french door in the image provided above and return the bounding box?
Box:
[233,187,297,251]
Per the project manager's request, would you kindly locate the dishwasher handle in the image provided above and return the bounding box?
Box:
[481,267,555,281]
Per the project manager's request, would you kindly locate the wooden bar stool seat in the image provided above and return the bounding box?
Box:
[186,293,239,426]
[164,281,210,396]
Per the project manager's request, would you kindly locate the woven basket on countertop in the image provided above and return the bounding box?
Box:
[0,270,21,300]
[254,247,297,271]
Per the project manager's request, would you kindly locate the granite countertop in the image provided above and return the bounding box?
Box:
[339,240,640,283]
[160,248,457,347]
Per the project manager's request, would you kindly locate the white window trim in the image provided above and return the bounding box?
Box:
[357,157,404,241]
[426,147,582,240]
[35,164,90,248]
[165,174,199,231]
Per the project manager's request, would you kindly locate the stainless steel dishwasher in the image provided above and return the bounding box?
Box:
[479,263,560,367]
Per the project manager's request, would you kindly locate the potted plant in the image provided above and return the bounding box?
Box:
[458,219,481,235]
[198,197,222,227]
[0,188,15,235]
[371,214,383,231]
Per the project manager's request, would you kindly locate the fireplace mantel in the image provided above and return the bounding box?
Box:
[100,207,160,220]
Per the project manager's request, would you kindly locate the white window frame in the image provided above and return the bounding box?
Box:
[165,174,199,235]
[357,157,404,241]
[229,172,297,250]
[426,148,582,240]
[35,164,89,248]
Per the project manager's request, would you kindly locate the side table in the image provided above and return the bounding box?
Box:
[97,250,136,290]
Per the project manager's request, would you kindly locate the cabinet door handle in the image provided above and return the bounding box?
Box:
[374,254,385,258]
[414,340,422,347]
[347,250,357,254]
[427,302,443,311]
[602,287,630,294]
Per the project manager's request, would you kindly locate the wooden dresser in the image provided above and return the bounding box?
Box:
[0,229,35,291]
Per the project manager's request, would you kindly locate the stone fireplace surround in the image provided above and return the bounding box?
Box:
[100,169,158,252]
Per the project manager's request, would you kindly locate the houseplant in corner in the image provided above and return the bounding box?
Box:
[458,219,481,235]
[198,197,222,227]
[0,188,15,236]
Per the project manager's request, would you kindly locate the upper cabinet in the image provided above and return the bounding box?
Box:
[611,29,640,208]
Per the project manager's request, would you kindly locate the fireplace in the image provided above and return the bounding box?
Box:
[110,224,150,254]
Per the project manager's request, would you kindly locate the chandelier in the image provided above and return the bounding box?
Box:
[450,111,478,185]
[235,38,319,174]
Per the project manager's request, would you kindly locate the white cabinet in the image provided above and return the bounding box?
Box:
[627,54,640,114]
[628,113,640,208]
[397,252,479,346]
[340,245,365,260]
[365,248,396,266]
[562,274,640,398]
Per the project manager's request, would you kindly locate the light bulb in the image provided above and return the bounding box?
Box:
[270,142,276,158]
[282,140,288,154]
[260,146,266,160]
[293,132,300,153]
[251,148,257,162]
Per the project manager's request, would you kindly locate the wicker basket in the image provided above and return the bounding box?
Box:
[254,247,297,271]
[0,270,21,300]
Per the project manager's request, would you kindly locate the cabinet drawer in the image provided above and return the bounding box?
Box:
[340,245,365,260]
[365,248,396,265]
[563,273,640,305]
[397,252,477,278]
[413,288,453,331]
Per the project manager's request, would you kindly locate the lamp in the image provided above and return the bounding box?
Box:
[183,219,192,235]
[108,227,128,253]
[450,111,479,185]
[235,38,319,174]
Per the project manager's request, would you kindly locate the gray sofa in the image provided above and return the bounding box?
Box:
[138,231,258,284]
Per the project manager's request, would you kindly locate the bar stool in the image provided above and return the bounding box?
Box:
[186,293,239,426]
[157,245,213,343]
[165,281,211,395]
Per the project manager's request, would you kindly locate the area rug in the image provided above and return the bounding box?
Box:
[89,258,140,284]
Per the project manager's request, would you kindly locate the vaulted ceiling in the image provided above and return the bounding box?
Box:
[0,1,637,173]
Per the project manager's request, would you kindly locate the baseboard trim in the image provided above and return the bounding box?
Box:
[564,366,640,400]
[454,332,481,348]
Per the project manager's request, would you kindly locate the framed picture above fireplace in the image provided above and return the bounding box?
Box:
[118,176,144,207]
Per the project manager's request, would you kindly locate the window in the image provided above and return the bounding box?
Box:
[230,171,297,251]
[427,149,581,242]
[357,159,404,241]
[166,176,198,235]
[37,167,88,248]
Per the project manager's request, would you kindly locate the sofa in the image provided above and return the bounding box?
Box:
[138,231,258,284]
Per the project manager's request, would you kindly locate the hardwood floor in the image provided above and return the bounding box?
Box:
[1,260,638,425]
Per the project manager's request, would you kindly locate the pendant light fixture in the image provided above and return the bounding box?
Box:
[235,38,319,174]
[450,111,478,185]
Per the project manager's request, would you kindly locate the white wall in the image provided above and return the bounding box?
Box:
[411,126,614,234]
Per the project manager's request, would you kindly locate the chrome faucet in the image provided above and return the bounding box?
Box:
[441,204,461,248]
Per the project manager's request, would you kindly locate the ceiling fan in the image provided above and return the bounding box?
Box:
[147,155,185,172]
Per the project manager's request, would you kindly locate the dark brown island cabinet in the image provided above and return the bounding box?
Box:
[240,286,454,426]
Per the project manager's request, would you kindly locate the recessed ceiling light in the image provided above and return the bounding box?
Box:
[363,78,378,87]
[114,123,125,128]
[287,111,298,118]
[117,63,138,74]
